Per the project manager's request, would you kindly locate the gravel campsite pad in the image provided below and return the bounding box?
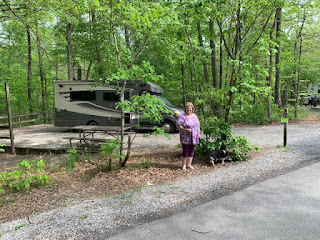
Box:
[0,115,320,239]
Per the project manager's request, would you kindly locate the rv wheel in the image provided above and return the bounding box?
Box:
[162,121,174,133]
[88,121,98,126]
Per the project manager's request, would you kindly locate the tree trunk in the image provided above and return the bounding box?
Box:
[86,60,92,80]
[295,37,303,118]
[26,25,33,114]
[66,20,73,81]
[197,21,209,85]
[181,46,186,106]
[223,1,241,122]
[121,129,132,167]
[209,17,218,89]
[275,7,282,108]
[219,30,223,89]
[125,25,130,49]
[294,12,306,118]
[124,0,130,50]
[267,13,277,121]
[92,11,104,78]
[267,33,274,121]
[77,66,82,80]
[36,23,47,122]
[110,0,125,165]
[185,18,198,91]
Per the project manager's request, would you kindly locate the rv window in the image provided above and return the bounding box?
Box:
[103,93,120,102]
[70,91,96,101]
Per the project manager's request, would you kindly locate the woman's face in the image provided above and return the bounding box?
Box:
[185,106,193,115]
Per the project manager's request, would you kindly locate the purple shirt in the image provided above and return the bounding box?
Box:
[177,113,200,145]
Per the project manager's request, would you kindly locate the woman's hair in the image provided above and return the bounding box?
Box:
[185,102,194,113]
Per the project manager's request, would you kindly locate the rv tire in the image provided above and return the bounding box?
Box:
[88,121,98,126]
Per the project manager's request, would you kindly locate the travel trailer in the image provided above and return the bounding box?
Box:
[54,80,183,132]
[300,83,320,106]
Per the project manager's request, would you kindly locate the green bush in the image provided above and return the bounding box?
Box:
[196,118,252,161]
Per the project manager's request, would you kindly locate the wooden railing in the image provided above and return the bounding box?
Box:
[0,112,54,128]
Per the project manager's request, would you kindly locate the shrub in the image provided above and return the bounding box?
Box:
[99,138,121,171]
[196,118,252,161]
[66,147,80,171]
[0,159,51,194]
[0,144,5,153]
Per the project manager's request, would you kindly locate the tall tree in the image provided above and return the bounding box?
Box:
[275,7,282,108]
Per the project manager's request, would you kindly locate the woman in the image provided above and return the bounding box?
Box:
[176,102,201,170]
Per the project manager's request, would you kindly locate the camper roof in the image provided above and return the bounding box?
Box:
[55,80,163,95]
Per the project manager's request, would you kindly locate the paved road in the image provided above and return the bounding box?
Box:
[108,161,320,240]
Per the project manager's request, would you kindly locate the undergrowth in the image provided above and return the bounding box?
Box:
[0,159,51,194]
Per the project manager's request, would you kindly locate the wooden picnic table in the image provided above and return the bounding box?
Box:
[64,125,130,148]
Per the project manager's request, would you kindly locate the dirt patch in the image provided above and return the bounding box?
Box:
[0,147,268,224]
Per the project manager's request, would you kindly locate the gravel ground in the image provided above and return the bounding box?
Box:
[1,123,320,239]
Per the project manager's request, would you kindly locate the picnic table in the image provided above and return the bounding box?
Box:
[63,125,130,148]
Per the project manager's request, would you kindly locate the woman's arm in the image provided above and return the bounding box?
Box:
[177,124,192,133]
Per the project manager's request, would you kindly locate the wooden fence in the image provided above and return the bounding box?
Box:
[0,112,54,128]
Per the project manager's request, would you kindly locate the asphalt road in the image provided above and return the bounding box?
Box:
[107,161,320,240]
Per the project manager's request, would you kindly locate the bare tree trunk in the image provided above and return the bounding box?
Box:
[36,24,47,122]
[294,12,306,118]
[110,0,125,164]
[181,45,186,106]
[91,11,104,78]
[121,130,132,167]
[26,25,33,114]
[295,37,303,118]
[85,60,92,80]
[267,34,274,121]
[185,18,198,92]
[66,20,73,81]
[124,25,130,49]
[55,62,58,81]
[267,14,277,121]
[275,7,282,108]
[197,21,209,85]
[219,31,223,89]
[124,0,130,50]
[77,66,82,80]
[209,17,218,89]
[223,1,241,122]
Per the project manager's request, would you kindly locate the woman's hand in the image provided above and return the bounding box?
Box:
[184,128,192,133]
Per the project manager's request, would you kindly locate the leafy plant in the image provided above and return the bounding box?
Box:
[14,224,24,231]
[116,92,172,167]
[66,147,80,171]
[0,144,5,153]
[99,138,121,171]
[0,159,51,194]
[196,118,252,161]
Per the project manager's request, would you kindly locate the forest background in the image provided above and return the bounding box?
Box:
[0,0,319,125]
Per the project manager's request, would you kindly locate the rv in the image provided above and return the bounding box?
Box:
[54,80,183,132]
[300,83,320,106]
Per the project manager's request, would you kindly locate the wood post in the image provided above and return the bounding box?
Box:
[5,82,16,154]
[283,88,288,147]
